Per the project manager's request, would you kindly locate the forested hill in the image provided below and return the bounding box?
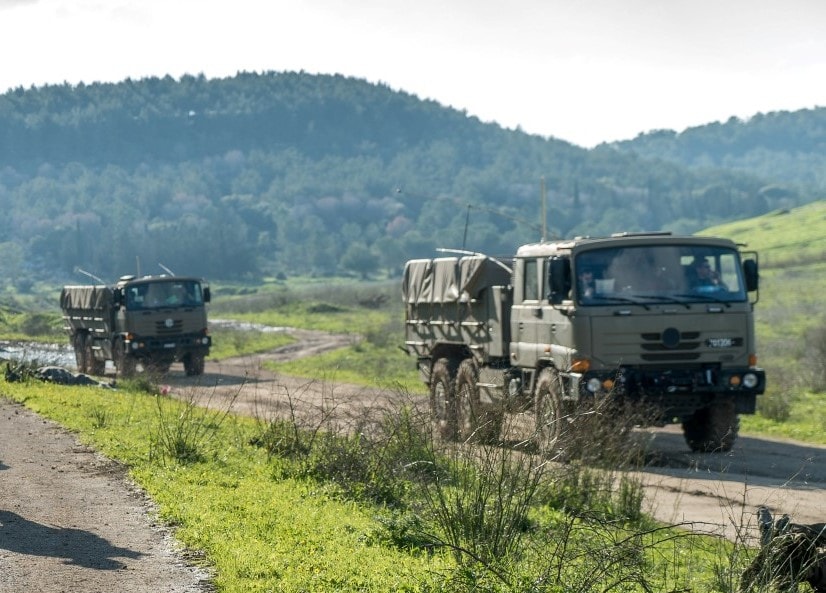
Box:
[0,71,815,285]
[611,108,826,192]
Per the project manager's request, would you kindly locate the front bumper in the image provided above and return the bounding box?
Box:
[578,365,766,418]
[125,333,211,360]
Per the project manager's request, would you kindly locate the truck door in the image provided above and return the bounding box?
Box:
[510,258,543,367]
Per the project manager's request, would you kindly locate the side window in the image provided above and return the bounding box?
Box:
[523,259,539,302]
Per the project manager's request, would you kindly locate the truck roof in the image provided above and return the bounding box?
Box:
[515,232,740,258]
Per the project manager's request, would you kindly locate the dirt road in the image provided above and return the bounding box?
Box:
[167,334,826,543]
[0,400,211,592]
[2,329,825,591]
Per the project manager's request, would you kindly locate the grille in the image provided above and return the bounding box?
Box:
[155,319,184,335]
[639,330,701,361]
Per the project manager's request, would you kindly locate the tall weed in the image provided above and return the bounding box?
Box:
[150,386,238,464]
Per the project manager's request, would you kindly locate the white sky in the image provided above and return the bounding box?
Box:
[1,0,825,147]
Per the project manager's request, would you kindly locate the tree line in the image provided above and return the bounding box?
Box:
[0,71,814,287]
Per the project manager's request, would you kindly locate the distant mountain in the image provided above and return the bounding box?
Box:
[0,72,815,285]
[611,108,826,192]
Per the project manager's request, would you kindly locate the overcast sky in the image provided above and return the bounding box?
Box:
[1,0,824,147]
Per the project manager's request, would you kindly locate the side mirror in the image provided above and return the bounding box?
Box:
[548,256,572,304]
[743,259,759,292]
[113,288,123,308]
[203,287,211,303]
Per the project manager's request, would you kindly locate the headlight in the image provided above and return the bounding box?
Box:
[586,377,602,393]
[742,373,759,389]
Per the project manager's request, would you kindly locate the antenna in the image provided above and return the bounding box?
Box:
[462,204,471,250]
[435,248,513,274]
[158,263,176,276]
[541,176,547,242]
[74,267,106,285]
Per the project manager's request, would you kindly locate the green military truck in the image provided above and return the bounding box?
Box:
[61,275,212,377]
[403,232,765,453]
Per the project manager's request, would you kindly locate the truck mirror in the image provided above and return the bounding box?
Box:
[113,288,123,308]
[203,287,211,303]
[548,256,571,304]
[743,259,759,292]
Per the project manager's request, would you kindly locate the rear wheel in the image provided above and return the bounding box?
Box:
[535,368,566,458]
[430,358,458,441]
[82,335,106,376]
[682,399,739,452]
[455,358,503,444]
[73,333,87,373]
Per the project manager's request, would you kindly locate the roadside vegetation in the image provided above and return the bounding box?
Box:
[1,372,757,592]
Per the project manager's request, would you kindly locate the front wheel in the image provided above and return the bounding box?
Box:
[682,399,739,452]
[115,340,137,378]
[183,353,205,376]
[535,368,566,458]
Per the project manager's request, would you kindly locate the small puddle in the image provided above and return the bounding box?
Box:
[0,321,291,371]
[0,341,77,368]
[209,319,291,333]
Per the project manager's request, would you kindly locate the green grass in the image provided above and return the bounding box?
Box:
[741,390,826,444]
[208,326,295,360]
[264,341,424,393]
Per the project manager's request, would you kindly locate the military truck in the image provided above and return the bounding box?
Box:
[403,232,765,453]
[61,275,212,377]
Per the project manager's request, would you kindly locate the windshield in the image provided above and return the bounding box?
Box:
[574,244,746,305]
[124,280,204,310]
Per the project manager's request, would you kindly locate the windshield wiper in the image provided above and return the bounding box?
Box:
[674,293,732,307]
[628,294,692,309]
[587,295,651,310]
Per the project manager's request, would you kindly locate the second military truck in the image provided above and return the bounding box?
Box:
[61,274,212,377]
[403,232,765,453]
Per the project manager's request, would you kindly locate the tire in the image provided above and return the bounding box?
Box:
[682,399,739,452]
[73,333,87,373]
[430,358,458,441]
[116,340,137,378]
[183,353,205,376]
[82,335,108,376]
[535,368,566,458]
[455,358,503,444]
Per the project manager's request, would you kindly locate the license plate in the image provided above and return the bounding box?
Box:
[164,343,175,349]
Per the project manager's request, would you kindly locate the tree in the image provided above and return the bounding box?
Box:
[339,242,379,279]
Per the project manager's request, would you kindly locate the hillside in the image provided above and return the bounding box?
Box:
[612,108,826,192]
[701,200,826,269]
[0,72,816,286]
[702,200,826,389]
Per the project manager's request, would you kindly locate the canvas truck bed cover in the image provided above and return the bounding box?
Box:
[403,255,511,305]
[60,285,114,312]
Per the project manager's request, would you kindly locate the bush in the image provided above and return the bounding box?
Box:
[805,323,826,392]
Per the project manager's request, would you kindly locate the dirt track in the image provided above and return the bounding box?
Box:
[166,332,826,543]
[2,329,825,590]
